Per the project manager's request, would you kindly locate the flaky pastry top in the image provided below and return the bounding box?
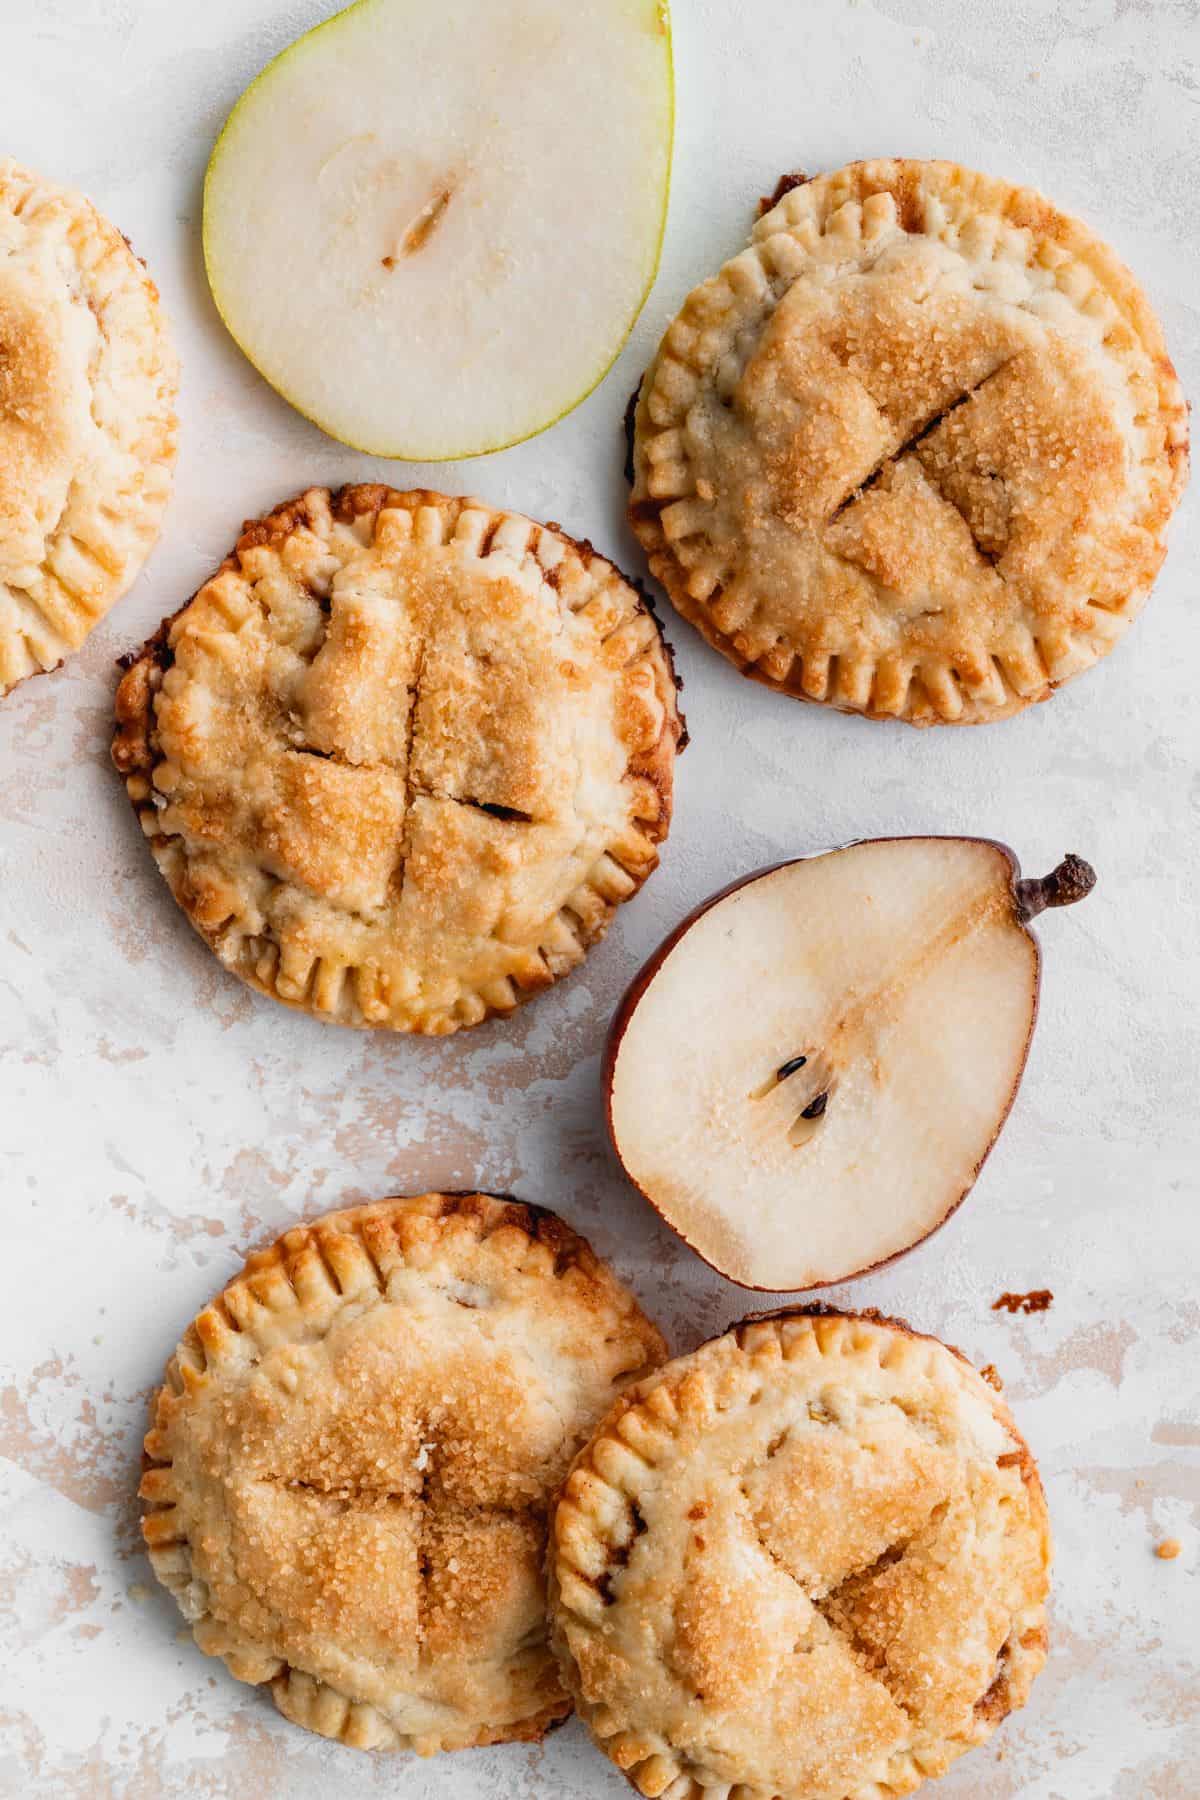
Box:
[140,1193,665,1754]
[113,485,682,1032]
[550,1307,1051,1800]
[631,158,1187,723]
[0,158,176,696]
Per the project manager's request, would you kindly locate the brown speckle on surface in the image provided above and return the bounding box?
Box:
[993,1290,1054,1315]
[1155,1538,1182,1561]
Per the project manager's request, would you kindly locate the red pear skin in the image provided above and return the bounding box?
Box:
[604,837,1096,1293]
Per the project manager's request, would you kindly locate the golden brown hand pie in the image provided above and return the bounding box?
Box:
[550,1307,1051,1800]
[140,1193,666,1754]
[630,158,1187,724]
[0,158,176,697]
[113,484,683,1032]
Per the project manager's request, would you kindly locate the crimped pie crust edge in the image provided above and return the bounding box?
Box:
[549,1304,1052,1800]
[0,157,177,697]
[630,156,1188,726]
[139,1191,667,1754]
[112,483,684,1034]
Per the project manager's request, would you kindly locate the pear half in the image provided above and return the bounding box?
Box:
[605,837,1096,1291]
[203,0,673,458]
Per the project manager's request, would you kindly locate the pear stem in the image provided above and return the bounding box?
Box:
[1015,853,1097,922]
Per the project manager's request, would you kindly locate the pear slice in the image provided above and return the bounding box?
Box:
[605,838,1095,1291]
[203,0,673,459]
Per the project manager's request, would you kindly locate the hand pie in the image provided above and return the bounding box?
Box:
[630,158,1187,724]
[551,1306,1051,1799]
[113,485,683,1032]
[140,1193,665,1753]
[0,158,176,697]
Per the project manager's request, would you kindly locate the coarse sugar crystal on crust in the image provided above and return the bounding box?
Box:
[139,1192,666,1754]
[549,1305,1051,1800]
[112,484,684,1033]
[630,157,1187,724]
[0,158,177,696]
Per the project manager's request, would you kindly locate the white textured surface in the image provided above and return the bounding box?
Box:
[1,1,1197,1794]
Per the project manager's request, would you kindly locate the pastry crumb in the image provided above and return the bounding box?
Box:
[992,1290,1053,1315]
[1155,1538,1182,1561]
[980,1363,1003,1391]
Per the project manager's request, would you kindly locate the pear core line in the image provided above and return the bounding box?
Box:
[740,850,1096,1154]
[383,183,457,268]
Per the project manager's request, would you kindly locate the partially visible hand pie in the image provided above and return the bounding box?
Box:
[140,1193,666,1754]
[112,485,683,1033]
[550,1306,1051,1799]
[630,158,1187,724]
[0,158,177,697]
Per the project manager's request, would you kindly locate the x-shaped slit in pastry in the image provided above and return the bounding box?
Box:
[286,742,536,827]
[398,646,538,824]
[739,1485,949,1723]
[401,643,426,823]
[807,1523,935,1709]
[827,359,1015,525]
[263,1464,542,1660]
[824,361,1017,591]
[447,797,534,825]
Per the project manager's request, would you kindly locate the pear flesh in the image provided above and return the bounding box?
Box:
[203,0,673,458]
[605,838,1095,1291]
